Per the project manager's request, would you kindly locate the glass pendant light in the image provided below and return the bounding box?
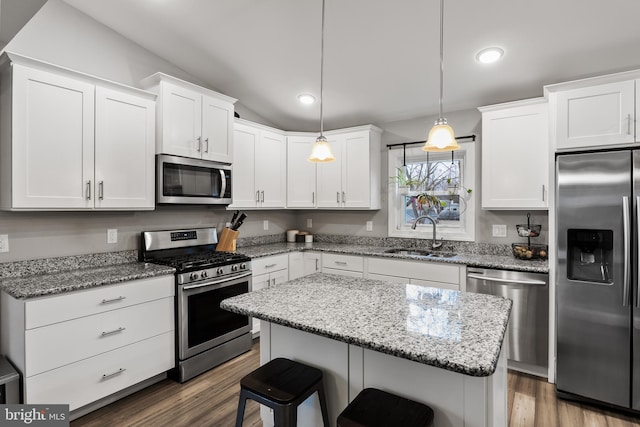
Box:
[308,0,336,162]
[423,0,460,152]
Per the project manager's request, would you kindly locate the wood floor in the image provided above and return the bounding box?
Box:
[72,340,640,427]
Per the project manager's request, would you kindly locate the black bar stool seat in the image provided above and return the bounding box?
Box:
[337,388,434,427]
[235,357,329,427]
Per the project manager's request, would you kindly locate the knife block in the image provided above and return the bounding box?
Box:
[216,227,238,252]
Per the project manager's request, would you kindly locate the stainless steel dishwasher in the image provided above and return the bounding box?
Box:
[466,267,549,375]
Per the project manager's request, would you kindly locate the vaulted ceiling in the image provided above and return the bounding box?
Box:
[60,0,640,131]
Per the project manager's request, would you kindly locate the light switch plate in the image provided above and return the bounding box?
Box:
[492,224,507,238]
[0,234,9,252]
[307,218,313,228]
[107,229,118,244]
[263,220,269,230]
[366,221,373,231]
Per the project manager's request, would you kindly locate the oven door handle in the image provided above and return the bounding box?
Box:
[182,272,252,290]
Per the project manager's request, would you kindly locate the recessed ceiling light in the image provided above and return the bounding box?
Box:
[297,94,316,105]
[476,47,504,64]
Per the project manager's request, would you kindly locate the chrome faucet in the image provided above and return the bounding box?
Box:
[411,215,443,249]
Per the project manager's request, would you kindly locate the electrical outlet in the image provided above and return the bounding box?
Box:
[307,218,313,228]
[492,224,507,238]
[0,234,9,253]
[366,221,373,232]
[263,220,269,230]
[107,228,118,244]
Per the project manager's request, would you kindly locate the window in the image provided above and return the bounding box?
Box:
[388,141,475,241]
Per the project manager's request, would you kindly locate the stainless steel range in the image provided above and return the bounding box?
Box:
[140,227,252,383]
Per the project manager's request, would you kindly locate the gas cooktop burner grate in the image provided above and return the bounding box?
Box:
[151,251,251,272]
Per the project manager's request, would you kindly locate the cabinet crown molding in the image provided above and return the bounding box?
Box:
[544,68,640,96]
[1,51,156,100]
[478,97,547,113]
[140,72,237,104]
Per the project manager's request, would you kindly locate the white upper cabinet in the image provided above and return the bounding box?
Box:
[286,135,317,208]
[231,120,286,209]
[304,126,382,210]
[546,77,637,151]
[0,53,156,211]
[479,98,549,210]
[141,73,236,163]
[94,87,155,209]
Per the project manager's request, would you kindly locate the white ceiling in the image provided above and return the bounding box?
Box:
[61,0,640,132]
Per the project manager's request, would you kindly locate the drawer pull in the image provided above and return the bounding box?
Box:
[334,261,348,265]
[101,296,126,304]
[101,368,126,380]
[264,263,277,268]
[101,327,126,337]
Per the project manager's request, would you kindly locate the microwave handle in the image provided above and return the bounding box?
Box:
[219,169,227,198]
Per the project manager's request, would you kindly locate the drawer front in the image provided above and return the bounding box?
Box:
[322,253,364,272]
[25,331,174,411]
[367,273,410,284]
[411,278,459,291]
[252,254,289,276]
[368,257,459,284]
[26,297,174,376]
[25,275,174,329]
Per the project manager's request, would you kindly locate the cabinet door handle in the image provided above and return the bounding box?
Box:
[264,263,277,268]
[256,190,260,202]
[337,192,340,203]
[342,191,346,204]
[204,137,209,153]
[271,278,276,286]
[335,261,347,265]
[315,259,319,271]
[196,136,202,151]
[102,368,126,380]
[312,192,315,204]
[261,191,265,202]
[99,181,104,200]
[628,114,632,135]
[101,327,126,337]
[101,296,126,304]
[86,180,92,200]
[541,184,545,202]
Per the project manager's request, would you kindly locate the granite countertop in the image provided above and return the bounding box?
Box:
[238,242,549,273]
[0,251,175,299]
[222,272,512,377]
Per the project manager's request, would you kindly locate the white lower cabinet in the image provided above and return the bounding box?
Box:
[366,257,461,290]
[303,251,322,275]
[251,254,289,335]
[0,275,175,411]
[322,253,364,278]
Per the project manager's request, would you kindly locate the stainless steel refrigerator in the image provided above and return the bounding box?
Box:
[556,149,640,410]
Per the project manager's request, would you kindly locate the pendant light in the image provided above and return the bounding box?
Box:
[422,0,460,152]
[308,0,336,162]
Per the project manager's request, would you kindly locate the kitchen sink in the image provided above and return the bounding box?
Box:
[383,248,456,259]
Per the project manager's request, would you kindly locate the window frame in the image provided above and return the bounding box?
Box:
[387,141,476,241]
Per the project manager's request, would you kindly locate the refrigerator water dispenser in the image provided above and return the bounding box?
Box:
[567,229,613,284]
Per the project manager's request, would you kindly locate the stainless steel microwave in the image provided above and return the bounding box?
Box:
[157,154,232,205]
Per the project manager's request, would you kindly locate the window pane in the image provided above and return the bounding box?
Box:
[399,159,463,227]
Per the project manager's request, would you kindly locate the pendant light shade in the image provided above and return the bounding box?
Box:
[422,0,458,152]
[308,0,336,162]
[423,118,460,152]
[309,135,336,162]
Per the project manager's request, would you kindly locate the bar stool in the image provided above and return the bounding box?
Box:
[235,357,330,427]
[337,388,434,427]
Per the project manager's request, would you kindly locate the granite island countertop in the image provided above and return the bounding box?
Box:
[238,242,549,273]
[0,254,175,299]
[222,272,512,377]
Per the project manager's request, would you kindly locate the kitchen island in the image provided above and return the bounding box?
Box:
[221,273,512,427]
